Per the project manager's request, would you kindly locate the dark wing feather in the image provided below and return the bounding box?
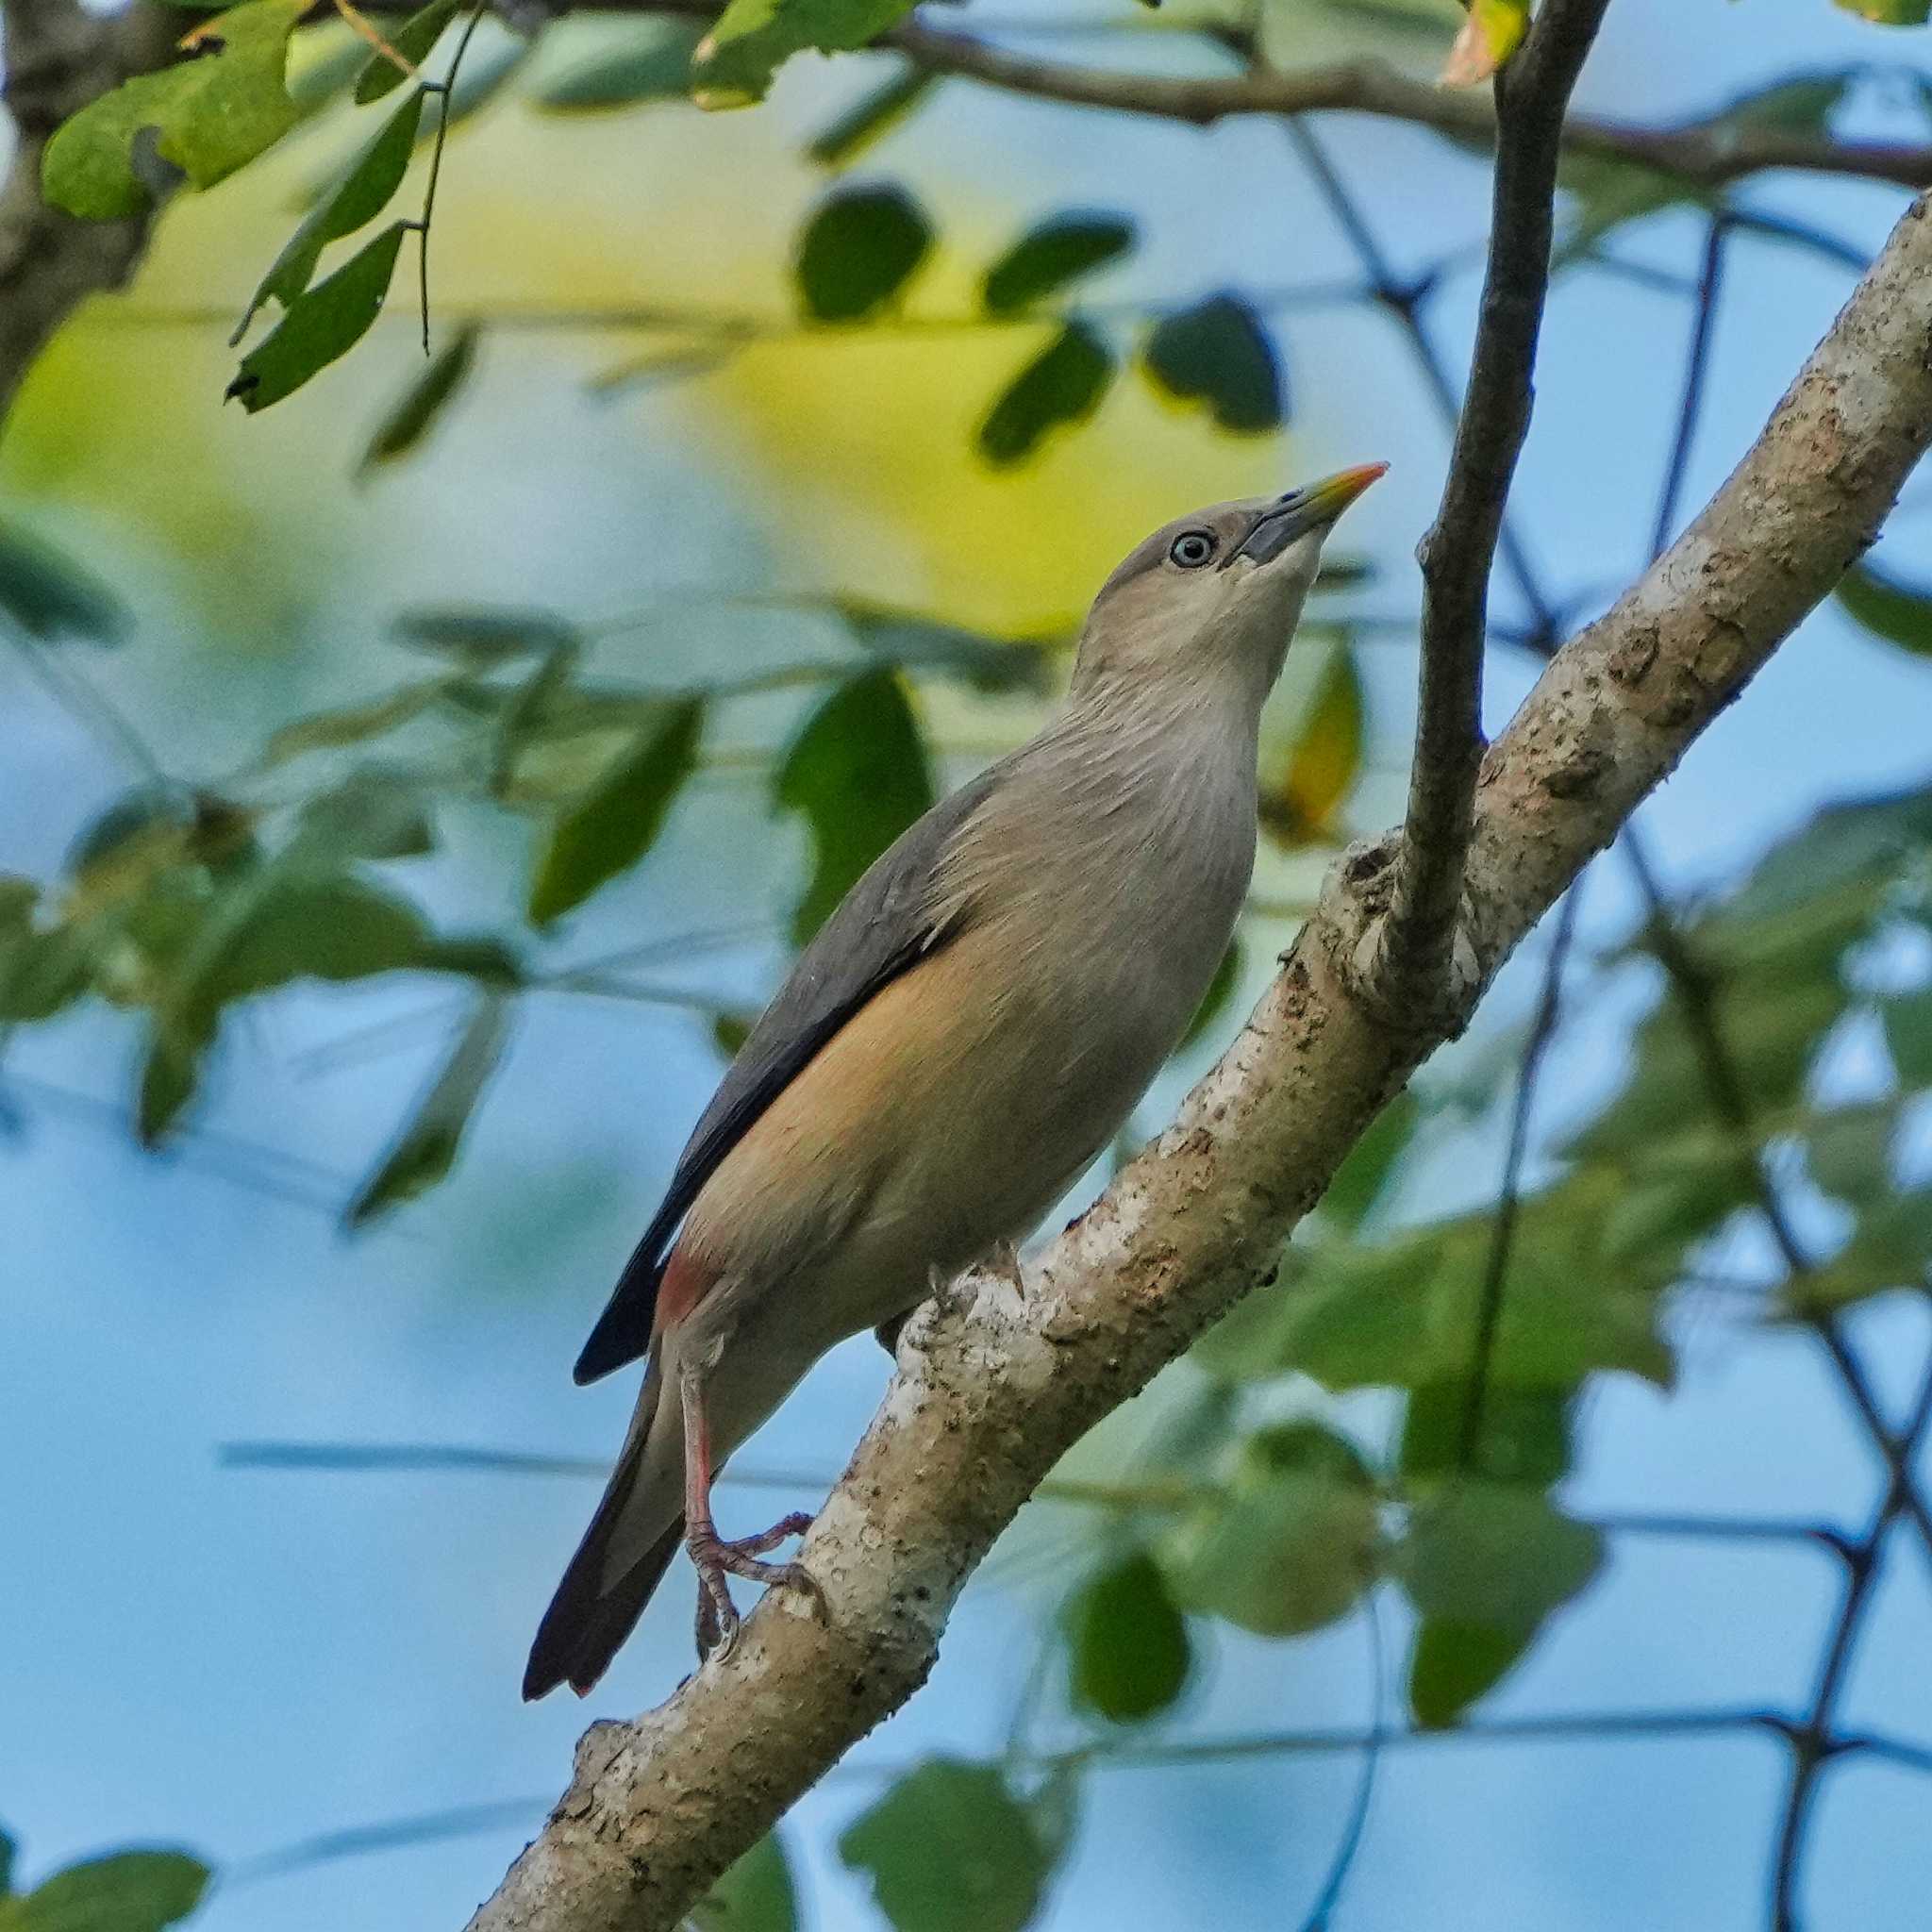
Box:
[572,769,1000,1385]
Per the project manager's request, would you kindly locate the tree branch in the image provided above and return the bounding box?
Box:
[886,24,1932,193]
[1380,0,1609,1006]
[0,0,175,426]
[466,192,1932,1932]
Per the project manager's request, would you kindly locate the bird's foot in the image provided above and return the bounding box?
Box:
[987,1239,1027,1300]
[690,1512,824,1660]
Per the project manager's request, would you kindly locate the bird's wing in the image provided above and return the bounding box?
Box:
[572,767,1002,1384]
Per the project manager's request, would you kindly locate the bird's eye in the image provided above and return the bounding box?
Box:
[1169,530,1216,569]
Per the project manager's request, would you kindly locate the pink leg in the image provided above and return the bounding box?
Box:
[679,1358,824,1659]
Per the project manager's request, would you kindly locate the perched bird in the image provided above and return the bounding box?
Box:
[525,466,1387,1699]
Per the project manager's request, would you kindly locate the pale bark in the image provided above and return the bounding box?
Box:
[466,192,1932,1932]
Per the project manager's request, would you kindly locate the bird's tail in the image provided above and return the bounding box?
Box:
[523,1360,685,1700]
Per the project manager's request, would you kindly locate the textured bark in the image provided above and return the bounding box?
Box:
[0,0,175,428]
[466,193,1932,1932]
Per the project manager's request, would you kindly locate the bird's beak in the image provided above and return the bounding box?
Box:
[1232,462,1389,566]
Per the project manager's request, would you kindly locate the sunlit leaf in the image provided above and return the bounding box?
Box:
[1836,558,1932,658]
[982,214,1134,315]
[808,66,937,169]
[1441,0,1529,86]
[10,1846,208,1932]
[0,519,130,644]
[535,20,704,108]
[1065,1549,1191,1724]
[795,185,932,322]
[978,323,1114,467]
[235,89,424,338]
[1400,1486,1603,1726]
[354,0,458,101]
[346,992,509,1224]
[226,222,408,412]
[1142,295,1283,434]
[527,699,704,924]
[1165,1421,1379,1636]
[691,0,916,108]
[775,668,933,942]
[690,1832,798,1932]
[358,322,481,475]
[1259,642,1364,848]
[1837,0,1931,19]
[42,0,308,219]
[840,1759,1060,1932]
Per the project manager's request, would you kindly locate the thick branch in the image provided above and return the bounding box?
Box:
[0,0,174,426]
[467,192,1932,1932]
[1383,0,1609,1006]
[886,24,1932,193]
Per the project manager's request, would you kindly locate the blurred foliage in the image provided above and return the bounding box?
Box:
[0,1826,208,1932]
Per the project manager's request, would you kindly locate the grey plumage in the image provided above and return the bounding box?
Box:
[525,471,1385,1698]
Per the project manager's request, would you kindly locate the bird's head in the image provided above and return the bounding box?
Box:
[1071,464,1387,705]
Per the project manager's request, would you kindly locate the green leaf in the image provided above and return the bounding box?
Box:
[1795,1189,1932,1312]
[491,641,583,796]
[392,607,583,663]
[978,323,1114,467]
[437,31,530,127]
[982,214,1135,315]
[808,66,937,169]
[1166,1422,1379,1637]
[690,1832,798,1932]
[1320,1091,1419,1233]
[1836,559,1932,658]
[712,1010,755,1058]
[1885,988,1932,1086]
[534,20,704,109]
[1258,641,1363,847]
[1064,1549,1191,1724]
[0,519,130,643]
[1400,1486,1603,1727]
[1142,295,1284,434]
[235,90,424,338]
[1808,1103,1897,1207]
[355,0,458,102]
[835,599,1058,695]
[1179,938,1242,1052]
[840,1759,1058,1932]
[346,992,509,1224]
[260,675,462,763]
[358,321,480,475]
[795,185,932,322]
[0,920,93,1022]
[226,222,408,412]
[42,0,308,218]
[0,1826,13,1896]
[289,768,435,861]
[1400,1379,1576,1490]
[1837,0,1930,19]
[691,0,917,108]
[775,668,933,943]
[13,1848,208,1932]
[527,699,704,924]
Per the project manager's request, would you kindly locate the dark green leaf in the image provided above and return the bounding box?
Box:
[691,0,918,107]
[1836,559,1932,658]
[534,21,703,109]
[690,1832,797,1932]
[201,875,431,1006]
[835,600,1057,695]
[1886,988,1932,1086]
[392,607,583,663]
[355,0,458,102]
[346,992,509,1223]
[1808,1103,1897,1207]
[236,90,424,337]
[1320,1090,1419,1233]
[290,769,435,861]
[982,214,1134,315]
[1795,1188,1932,1312]
[1065,1549,1191,1723]
[0,1825,13,1896]
[712,1010,755,1058]
[774,668,933,943]
[795,185,932,323]
[260,675,461,763]
[839,1759,1058,1932]
[42,0,308,219]
[1142,295,1283,433]
[491,641,583,796]
[978,323,1114,467]
[226,222,408,412]
[358,321,480,475]
[138,1028,203,1144]
[0,921,92,1022]
[808,66,937,169]
[1400,1379,1574,1490]
[527,699,704,924]
[0,518,130,643]
[1165,1422,1379,1637]
[1401,1486,1601,1727]
[1179,939,1241,1051]
[14,1848,208,1932]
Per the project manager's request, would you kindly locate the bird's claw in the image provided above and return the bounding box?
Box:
[690,1512,824,1661]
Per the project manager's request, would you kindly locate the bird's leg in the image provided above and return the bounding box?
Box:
[678,1357,824,1661]
[988,1238,1026,1299]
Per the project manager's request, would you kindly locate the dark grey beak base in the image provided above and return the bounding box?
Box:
[1228,493,1324,568]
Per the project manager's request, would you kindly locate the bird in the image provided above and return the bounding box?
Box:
[524,464,1387,1699]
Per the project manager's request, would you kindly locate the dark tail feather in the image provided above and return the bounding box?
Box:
[523,1393,684,1700]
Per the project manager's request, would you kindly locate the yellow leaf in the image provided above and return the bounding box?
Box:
[1441,0,1530,87]
[1260,643,1365,849]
